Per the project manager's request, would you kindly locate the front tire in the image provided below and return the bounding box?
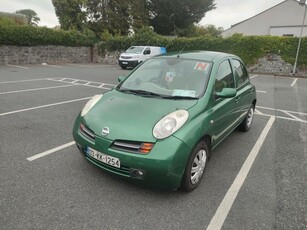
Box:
[181,140,210,192]
[238,104,255,131]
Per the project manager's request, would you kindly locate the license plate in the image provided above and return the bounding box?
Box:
[122,62,128,64]
[86,146,120,168]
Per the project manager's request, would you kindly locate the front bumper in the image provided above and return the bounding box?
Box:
[118,60,139,68]
[73,118,191,190]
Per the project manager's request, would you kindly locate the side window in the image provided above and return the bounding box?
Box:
[143,48,151,55]
[233,59,249,87]
[215,60,235,93]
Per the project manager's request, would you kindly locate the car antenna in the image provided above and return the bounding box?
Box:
[177,44,187,58]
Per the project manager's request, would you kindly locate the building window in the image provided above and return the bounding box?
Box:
[283,34,294,37]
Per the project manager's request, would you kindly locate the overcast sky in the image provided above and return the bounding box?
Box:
[0,0,289,29]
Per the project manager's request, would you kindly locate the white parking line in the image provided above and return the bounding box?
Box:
[0,78,48,84]
[6,64,30,69]
[282,111,304,122]
[66,64,95,68]
[0,97,91,117]
[250,75,258,79]
[44,64,63,68]
[257,105,307,116]
[254,109,263,115]
[207,116,275,230]
[291,78,298,87]
[48,78,116,90]
[0,84,75,95]
[27,141,75,161]
[256,90,267,93]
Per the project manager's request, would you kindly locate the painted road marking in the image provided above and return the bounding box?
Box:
[27,141,76,161]
[256,106,307,123]
[256,90,267,93]
[282,111,304,122]
[207,116,275,230]
[48,78,116,90]
[257,105,307,116]
[6,64,30,69]
[250,75,258,79]
[0,78,48,84]
[44,64,63,68]
[66,64,95,68]
[0,97,91,117]
[0,84,75,95]
[291,78,298,87]
[254,109,263,115]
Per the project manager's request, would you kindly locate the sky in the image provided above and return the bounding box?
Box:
[0,0,289,29]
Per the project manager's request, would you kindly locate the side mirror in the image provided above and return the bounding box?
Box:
[215,88,237,98]
[118,76,126,82]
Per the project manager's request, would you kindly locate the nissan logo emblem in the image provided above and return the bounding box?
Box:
[101,127,110,136]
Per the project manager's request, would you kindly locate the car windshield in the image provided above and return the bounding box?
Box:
[125,46,145,54]
[118,58,211,99]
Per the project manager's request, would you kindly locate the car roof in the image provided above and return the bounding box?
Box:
[160,51,237,62]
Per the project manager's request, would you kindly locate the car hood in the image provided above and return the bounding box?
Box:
[83,90,198,142]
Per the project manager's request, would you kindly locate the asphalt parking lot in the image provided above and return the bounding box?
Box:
[0,63,306,230]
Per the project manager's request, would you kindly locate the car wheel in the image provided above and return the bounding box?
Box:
[121,66,127,69]
[239,104,255,131]
[181,140,209,192]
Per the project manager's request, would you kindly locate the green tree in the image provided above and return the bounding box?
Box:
[15,9,40,26]
[129,0,149,31]
[86,0,132,35]
[181,24,223,37]
[52,0,87,31]
[147,0,215,35]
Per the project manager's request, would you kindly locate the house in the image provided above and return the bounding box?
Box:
[221,0,307,37]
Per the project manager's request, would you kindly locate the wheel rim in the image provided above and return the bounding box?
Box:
[246,107,254,128]
[190,149,207,185]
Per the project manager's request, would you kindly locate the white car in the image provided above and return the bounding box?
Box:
[118,46,166,69]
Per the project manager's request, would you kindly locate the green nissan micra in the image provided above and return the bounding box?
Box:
[73,51,256,191]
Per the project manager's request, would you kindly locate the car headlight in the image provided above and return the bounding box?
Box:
[153,110,189,139]
[81,94,103,117]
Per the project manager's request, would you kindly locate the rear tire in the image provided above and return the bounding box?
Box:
[238,104,255,131]
[180,140,210,192]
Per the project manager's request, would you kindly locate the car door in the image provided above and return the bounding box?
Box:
[231,58,255,120]
[209,59,240,146]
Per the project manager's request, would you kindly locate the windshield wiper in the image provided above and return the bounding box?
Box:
[161,95,198,100]
[119,89,163,97]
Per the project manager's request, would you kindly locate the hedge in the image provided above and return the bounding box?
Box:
[0,24,306,68]
[99,32,307,67]
[0,25,96,47]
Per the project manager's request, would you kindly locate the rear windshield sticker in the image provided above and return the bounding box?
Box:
[194,62,209,71]
[172,90,196,97]
[165,72,175,82]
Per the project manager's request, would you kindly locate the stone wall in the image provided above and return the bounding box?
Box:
[248,54,306,77]
[1,45,306,76]
[0,45,92,64]
[92,45,121,65]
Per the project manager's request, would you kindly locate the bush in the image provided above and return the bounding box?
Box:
[99,32,307,67]
[0,25,96,47]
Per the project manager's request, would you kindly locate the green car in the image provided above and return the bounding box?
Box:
[73,51,256,191]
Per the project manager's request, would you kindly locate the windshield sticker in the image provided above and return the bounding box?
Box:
[172,90,196,97]
[165,72,175,82]
[194,62,209,71]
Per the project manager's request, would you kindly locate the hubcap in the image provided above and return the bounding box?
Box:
[246,107,254,127]
[190,149,207,185]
